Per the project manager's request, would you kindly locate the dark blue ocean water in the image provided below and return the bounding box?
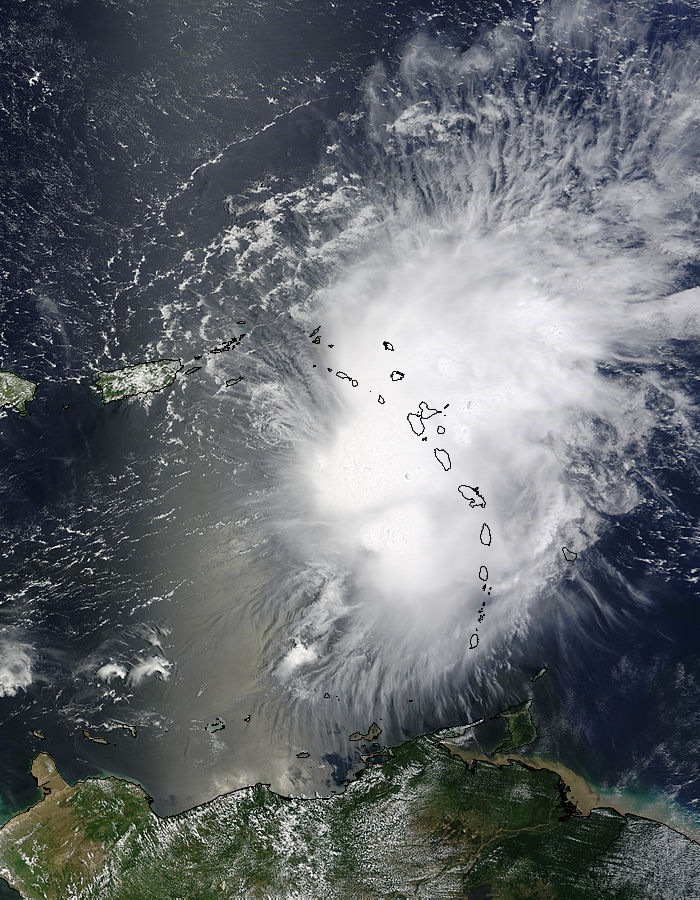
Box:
[0,4,699,895]
[0,0,531,821]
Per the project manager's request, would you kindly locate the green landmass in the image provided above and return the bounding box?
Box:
[94,359,182,403]
[492,699,539,754]
[1,713,698,899]
[205,717,225,734]
[0,371,37,416]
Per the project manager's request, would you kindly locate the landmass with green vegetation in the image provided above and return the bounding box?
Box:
[94,359,182,403]
[1,698,697,899]
[0,371,37,416]
[492,699,538,753]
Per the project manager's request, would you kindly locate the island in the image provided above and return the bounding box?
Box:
[0,371,37,416]
[458,484,486,508]
[1,700,698,898]
[82,730,109,745]
[205,717,225,734]
[434,448,451,471]
[335,371,359,387]
[492,700,538,753]
[94,359,182,404]
[116,723,137,738]
[407,401,441,437]
[348,722,382,742]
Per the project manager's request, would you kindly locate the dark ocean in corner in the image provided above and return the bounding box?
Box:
[1,3,699,893]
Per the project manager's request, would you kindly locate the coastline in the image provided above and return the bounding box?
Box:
[2,724,699,899]
[442,743,700,844]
